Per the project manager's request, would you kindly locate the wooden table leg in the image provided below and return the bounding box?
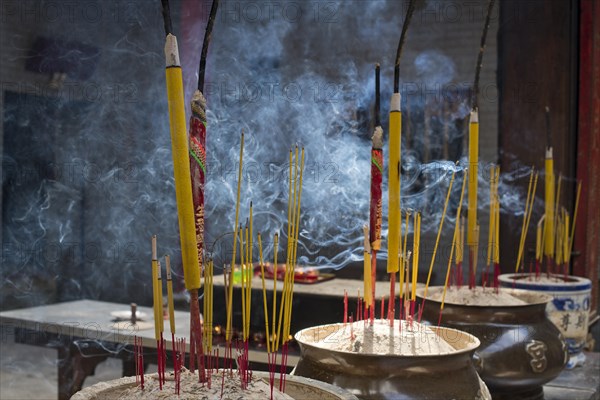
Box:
[57,343,108,400]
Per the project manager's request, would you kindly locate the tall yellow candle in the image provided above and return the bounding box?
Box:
[467,109,479,246]
[544,147,555,257]
[164,34,200,291]
[387,93,401,273]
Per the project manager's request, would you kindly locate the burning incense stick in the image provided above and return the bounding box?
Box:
[160,0,200,293]
[515,170,539,272]
[440,170,468,319]
[420,167,455,315]
[151,235,161,342]
[272,233,278,348]
[165,255,175,335]
[567,181,582,262]
[188,0,220,369]
[388,0,416,277]
[398,211,410,318]
[544,147,555,267]
[468,0,495,289]
[258,233,271,354]
[226,133,244,342]
[485,167,496,284]
[467,109,479,275]
[370,63,383,322]
[411,212,421,303]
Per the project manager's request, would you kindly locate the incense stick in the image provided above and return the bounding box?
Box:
[422,168,456,299]
[472,0,496,110]
[226,132,244,342]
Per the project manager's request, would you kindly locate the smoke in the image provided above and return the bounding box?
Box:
[1,0,516,309]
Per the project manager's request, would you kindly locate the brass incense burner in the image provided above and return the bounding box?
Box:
[417,287,568,400]
[293,323,490,400]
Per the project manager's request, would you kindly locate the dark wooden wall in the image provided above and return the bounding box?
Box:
[499,0,599,316]
[498,0,579,273]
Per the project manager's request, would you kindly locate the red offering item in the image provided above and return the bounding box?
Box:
[255,263,328,284]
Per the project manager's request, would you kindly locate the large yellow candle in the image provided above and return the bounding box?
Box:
[467,109,479,246]
[388,93,401,273]
[544,147,555,257]
[164,34,201,291]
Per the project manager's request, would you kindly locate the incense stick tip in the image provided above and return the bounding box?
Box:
[372,126,384,148]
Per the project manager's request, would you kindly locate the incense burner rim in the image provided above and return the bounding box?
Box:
[417,286,553,308]
[498,273,592,291]
[294,321,480,358]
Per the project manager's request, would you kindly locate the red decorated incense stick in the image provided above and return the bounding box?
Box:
[369,64,383,324]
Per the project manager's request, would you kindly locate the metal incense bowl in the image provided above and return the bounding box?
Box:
[417,287,568,400]
[293,322,490,400]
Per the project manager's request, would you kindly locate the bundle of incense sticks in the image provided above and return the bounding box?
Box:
[439,169,468,325]
[483,167,501,289]
[515,169,538,273]
[418,166,456,321]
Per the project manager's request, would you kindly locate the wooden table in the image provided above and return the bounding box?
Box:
[0,300,299,400]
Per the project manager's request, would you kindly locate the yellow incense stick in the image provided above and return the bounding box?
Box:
[493,192,500,264]
[472,224,480,279]
[207,259,213,351]
[388,92,401,273]
[536,217,543,261]
[276,150,295,350]
[164,34,200,291]
[467,109,479,246]
[486,168,496,268]
[165,255,175,335]
[151,236,160,341]
[239,225,247,340]
[363,225,372,307]
[226,133,244,342]
[258,234,271,354]
[456,217,465,264]
[245,225,251,339]
[515,169,535,272]
[247,204,253,340]
[564,211,569,265]
[544,147,555,257]
[554,176,562,264]
[555,212,563,265]
[441,170,468,311]
[411,212,420,301]
[516,171,539,272]
[272,233,278,350]
[423,169,455,299]
[287,149,305,338]
[399,211,410,301]
[157,260,164,335]
[568,181,582,260]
